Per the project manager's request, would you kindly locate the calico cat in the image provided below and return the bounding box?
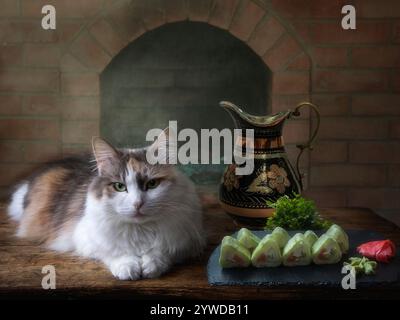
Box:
[7,130,205,280]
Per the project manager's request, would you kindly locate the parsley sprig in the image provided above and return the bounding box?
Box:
[266,194,331,230]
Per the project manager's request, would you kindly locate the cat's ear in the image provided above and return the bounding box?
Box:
[92,137,121,176]
[147,127,177,165]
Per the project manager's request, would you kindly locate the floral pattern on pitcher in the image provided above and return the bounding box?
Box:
[267,164,291,194]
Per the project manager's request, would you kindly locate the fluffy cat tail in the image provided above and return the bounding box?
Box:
[8,183,29,222]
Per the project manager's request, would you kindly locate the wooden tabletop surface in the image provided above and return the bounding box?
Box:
[0,197,399,300]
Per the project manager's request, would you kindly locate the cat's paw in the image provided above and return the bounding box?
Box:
[108,256,141,281]
[141,254,170,279]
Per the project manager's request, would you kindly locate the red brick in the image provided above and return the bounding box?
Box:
[61,73,99,96]
[0,0,19,17]
[392,72,400,92]
[349,142,400,163]
[0,164,36,186]
[0,96,21,115]
[395,21,400,43]
[89,19,128,56]
[285,144,309,168]
[229,0,265,41]
[312,94,350,116]
[21,95,59,116]
[188,0,213,22]
[60,53,89,72]
[319,118,388,140]
[355,0,400,18]
[390,121,400,139]
[263,35,302,72]
[62,121,99,144]
[248,16,285,56]
[56,20,84,44]
[388,165,400,187]
[209,0,240,30]
[271,0,349,19]
[130,0,166,31]
[0,141,23,163]
[23,142,60,163]
[292,22,312,43]
[271,94,311,116]
[108,2,146,42]
[24,44,60,67]
[61,97,100,120]
[0,70,59,92]
[352,94,400,116]
[0,44,23,66]
[310,22,392,44]
[165,0,188,23]
[303,188,347,207]
[0,119,60,140]
[0,20,58,43]
[70,31,111,71]
[309,0,351,18]
[273,72,310,94]
[286,53,311,71]
[352,46,400,68]
[313,47,348,67]
[311,141,348,163]
[348,189,400,210]
[313,70,388,92]
[21,0,103,18]
[310,165,386,187]
[282,120,310,144]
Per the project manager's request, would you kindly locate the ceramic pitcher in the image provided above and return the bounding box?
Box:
[219,101,320,227]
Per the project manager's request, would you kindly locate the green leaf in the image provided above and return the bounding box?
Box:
[265,194,332,230]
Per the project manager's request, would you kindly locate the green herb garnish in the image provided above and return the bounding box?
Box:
[343,257,377,275]
[265,194,331,230]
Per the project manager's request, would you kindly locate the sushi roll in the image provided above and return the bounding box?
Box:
[304,230,318,247]
[237,228,260,252]
[282,233,312,266]
[251,235,282,267]
[312,234,342,265]
[270,227,290,249]
[325,224,349,253]
[219,236,251,268]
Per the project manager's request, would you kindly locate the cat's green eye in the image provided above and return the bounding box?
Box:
[113,182,127,192]
[146,179,160,190]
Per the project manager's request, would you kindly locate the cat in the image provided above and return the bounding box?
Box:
[7,129,205,280]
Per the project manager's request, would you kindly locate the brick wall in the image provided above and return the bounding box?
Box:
[0,0,399,225]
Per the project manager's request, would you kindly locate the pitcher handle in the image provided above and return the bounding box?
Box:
[291,102,321,189]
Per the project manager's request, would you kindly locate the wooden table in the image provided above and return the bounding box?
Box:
[0,197,399,300]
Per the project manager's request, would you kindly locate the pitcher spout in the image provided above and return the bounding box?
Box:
[219,101,291,129]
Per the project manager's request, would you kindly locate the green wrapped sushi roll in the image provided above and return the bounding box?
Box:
[304,230,318,247]
[219,236,251,268]
[325,224,349,253]
[251,235,282,267]
[312,234,342,264]
[237,228,260,252]
[282,233,312,266]
[270,227,290,249]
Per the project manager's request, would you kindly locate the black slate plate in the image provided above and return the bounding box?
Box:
[207,230,400,287]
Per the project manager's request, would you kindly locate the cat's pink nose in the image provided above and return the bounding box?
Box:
[133,201,143,210]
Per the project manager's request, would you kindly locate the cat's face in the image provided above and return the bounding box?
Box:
[91,132,176,223]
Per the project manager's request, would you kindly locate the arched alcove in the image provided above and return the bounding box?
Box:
[100,21,272,149]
